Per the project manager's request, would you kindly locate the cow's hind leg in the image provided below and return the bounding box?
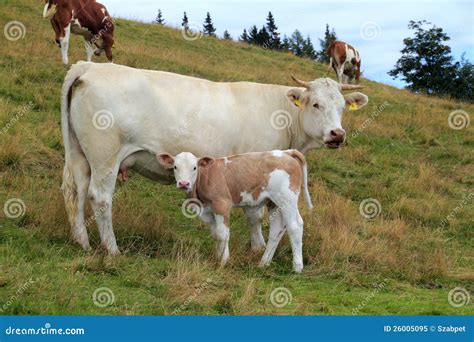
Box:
[210,213,230,266]
[62,154,91,250]
[88,166,120,255]
[259,207,286,268]
[244,207,266,252]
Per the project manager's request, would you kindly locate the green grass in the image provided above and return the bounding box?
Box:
[0,0,473,315]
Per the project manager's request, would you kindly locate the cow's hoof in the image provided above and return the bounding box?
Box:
[251,243,266,253]
[293,263,303,273]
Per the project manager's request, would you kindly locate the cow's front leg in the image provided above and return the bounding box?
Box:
[244,206,266,252]
[211,212,230,266]
[59,23,71,64]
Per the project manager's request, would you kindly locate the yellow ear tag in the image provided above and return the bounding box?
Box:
[294,99,302,108]
[349,102,358,111]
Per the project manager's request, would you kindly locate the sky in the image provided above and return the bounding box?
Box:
[101,0,473,88]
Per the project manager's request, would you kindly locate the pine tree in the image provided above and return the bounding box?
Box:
[223,30,232,40]
[281,35,290,52]
[265,11,281,49]
[203,12,216,37]
[181,12,189,30]
[155,9,164,25]
[317,24,337,62]
[248,25,259,44]
[302,36,316,59]
[257,26,271,47]
[240,29,249,42]
[290,30,305,57]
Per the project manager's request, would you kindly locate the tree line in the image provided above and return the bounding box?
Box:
[155,10,472,102]
[155,10,337,63]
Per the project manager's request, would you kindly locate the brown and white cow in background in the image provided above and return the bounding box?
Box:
[158,150,313,272]
[327,41,361,84]
[43,0,114,64]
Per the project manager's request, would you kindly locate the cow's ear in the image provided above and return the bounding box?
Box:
[344,92,368,111]
[198,157,215,168]
[287,89,306,108]
[157,153,174,169]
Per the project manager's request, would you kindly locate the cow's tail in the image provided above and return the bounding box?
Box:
[288,150,313,209]
[60,62,92,228]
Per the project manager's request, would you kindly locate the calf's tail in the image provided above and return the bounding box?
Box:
[288,150,313,209]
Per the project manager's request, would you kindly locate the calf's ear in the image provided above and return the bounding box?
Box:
[287,89,307,108]
[198,157,215,168]
[157,153,175,168]
[343,92,369,110]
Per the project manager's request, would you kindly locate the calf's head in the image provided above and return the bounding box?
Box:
[287,77,368,148]
[157,152,214,192]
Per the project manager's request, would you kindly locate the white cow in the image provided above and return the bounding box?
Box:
[61,62,368,254]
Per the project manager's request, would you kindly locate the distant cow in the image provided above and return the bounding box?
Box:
[327,41,361,84]
[43,0,114,64]
[157,150,313,272]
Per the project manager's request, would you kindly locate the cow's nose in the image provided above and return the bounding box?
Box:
[330,129,346,143]
[178,180,190,189]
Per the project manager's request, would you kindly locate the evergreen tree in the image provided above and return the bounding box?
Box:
[203,12,216,37]
[248,25,259,44]
[317,24,337,62]
[281,35,290,52]
[181,12,189,30]
[240,28,249,42]
[289,30,305,57]
[257,26,271,47]
[223,30,232,40]
[302,36,316,59]
[265,11,281,49]
[389,20,457,96]
[155,9,164,25]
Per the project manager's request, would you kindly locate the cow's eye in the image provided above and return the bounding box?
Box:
[193,166,197,171]
[174,166,177,170]
[313,103,319,109]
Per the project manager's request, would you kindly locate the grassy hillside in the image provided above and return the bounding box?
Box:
[0,0,472,315]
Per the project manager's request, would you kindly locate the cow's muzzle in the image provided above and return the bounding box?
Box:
[325,129,346,149]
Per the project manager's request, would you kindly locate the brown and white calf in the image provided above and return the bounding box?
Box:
[327,41,361,84]
[157,150,313,272]
[43,0,114,64]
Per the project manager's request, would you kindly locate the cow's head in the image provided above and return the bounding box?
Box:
[287,76,368,148]
[157,152,214,192]
[43,0,57,19]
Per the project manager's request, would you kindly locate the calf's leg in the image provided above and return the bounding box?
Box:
[244,207,266,252]
[281,204,304,273]
[259,207,286,268]
[211,213,230,266]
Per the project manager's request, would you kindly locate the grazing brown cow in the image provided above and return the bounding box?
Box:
[327,41,361,84]
[157,150,313,272]
[43,0,114,64]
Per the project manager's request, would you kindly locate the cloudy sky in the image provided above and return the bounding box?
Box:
[101,0,473,88]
